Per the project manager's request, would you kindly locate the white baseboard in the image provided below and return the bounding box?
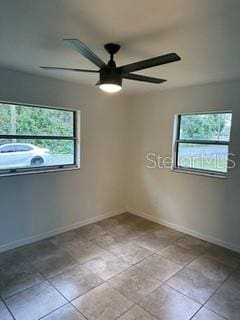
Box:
[127,207,240,253]
[2,206,239,254]
[0,208,126,253]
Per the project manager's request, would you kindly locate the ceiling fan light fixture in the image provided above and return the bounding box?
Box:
[99,83,122,93]
[99,69,122,93]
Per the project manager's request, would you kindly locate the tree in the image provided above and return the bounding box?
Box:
[0,104,74,154]
[180,113,231,141]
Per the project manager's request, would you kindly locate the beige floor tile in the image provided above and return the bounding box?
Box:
[159,244,203,266]
[152,228,184,242]
[65,242,106,264]
[135,219,162,230]
[108,266,161,302]
[59,236,92,251]
[134,234,171,252]
[77,223,107,240]
[32,250,77,278]
[192,307,225,320]
[83,252,130,280]
[187,255,233,282]
[5,281,67,320]
[110,224,142,239]
[49,264,103,300]
[139,284,200,320]
[0,261,44,298]
[0,249,28,267]
[0,301,13,320]
[18,240,58,262]
[3,214,239,320]
[115,213,143,225]
[50,230,87,247]
[91,232,129,251]
[135,254,182,282]
[118,305,157,320]
[98,216,123,229]
[97,214,139,230]
[130,220,162,235]
[101,215,146,239]
[42,303,86,319]
[206,272,240,320]
[72,282,134,320]
[110,243,153,265]
[167,268,220,304]
[205,246,240,268]
[176,236,212,253]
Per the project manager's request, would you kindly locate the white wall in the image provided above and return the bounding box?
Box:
[0,68,127,252]
[126,80,240,252]
[1,68,240,253]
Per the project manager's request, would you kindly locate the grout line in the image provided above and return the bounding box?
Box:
[1,213,238,320]
[0,296,17,320]
[29,262,89,319]
[135,245,233,320]
[114,304,138,320]
[189,306,205,320]
[69,305,88,320]
[38,302,69,320]
[200,267,237,319]
[189,305,228,320]
[127,229,232,319]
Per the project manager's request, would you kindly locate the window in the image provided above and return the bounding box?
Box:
[172,111,232,177]
[15,145,33,152]
[0,102,80,176]
[0,145,15,153]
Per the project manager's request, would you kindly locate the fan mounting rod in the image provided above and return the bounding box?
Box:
[104,43,120,68]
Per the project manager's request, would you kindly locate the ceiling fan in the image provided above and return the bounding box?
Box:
[41,39,181,93]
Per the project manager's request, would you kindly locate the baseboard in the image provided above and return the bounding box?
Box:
[0,208,126,253]
[127,207,240,253]
[2,206,239,254]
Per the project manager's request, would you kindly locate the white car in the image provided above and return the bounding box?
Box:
[0,143,50,169]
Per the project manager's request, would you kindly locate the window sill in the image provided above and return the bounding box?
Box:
[171,167,227,179]
[0,165,80,177]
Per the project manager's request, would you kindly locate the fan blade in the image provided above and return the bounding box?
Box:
[118,53,181,73]
[64,39,106,68]
[40,66,99,73]
[123,73,166,84]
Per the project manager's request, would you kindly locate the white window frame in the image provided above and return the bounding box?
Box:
[171,110,232,178]
[0,101,81,177]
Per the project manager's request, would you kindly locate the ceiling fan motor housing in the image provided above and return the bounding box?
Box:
[99,68,122,86]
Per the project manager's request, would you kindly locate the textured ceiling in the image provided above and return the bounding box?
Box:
[0,0,240,92]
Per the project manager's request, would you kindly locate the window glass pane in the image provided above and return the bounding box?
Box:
[0,103,11,135]
[0,103,74,136]
[0,139,74,169]
[16,145,33,152]
[179,113,232,141]
[177,143,228,173]
[0,145,15,153]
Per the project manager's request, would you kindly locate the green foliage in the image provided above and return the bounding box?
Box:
[180,113,231,141]
[0,104,74,154]
[0,104,11,135]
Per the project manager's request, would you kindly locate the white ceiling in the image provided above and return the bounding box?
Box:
[0,0,240,93]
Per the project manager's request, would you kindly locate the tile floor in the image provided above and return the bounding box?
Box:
[0,213,240,320]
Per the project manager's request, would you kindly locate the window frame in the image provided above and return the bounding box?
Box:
[0,101,81,177]
[171,110,232,178]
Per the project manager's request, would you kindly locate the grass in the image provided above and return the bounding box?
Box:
[179,156,228,173]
